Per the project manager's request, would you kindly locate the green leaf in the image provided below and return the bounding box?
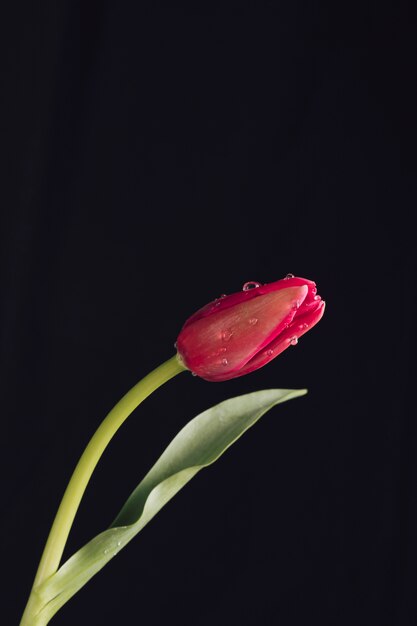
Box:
[35,388,306,622]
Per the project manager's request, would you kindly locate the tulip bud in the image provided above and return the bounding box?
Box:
[176,275,325,381]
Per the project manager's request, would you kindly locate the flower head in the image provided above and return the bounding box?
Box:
[176,275,325,381]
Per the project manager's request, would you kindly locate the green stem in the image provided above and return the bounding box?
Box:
[20,355,185,625]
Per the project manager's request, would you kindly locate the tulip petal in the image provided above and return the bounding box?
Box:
[176,275,325,381]
[182,276,317,327]
[235,299,326,379]
[177,285,308,380]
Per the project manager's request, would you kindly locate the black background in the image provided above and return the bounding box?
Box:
[2,3,417,625]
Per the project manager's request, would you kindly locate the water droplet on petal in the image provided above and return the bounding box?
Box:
[191,371,197,377]
[301,323,309,329]
[243,281,261,291]
[220,347,227,353]
[104,548,109,555]
[117,541,121,547]
[266,349,274,356]
[314,295,321,300]
[290,336,298,345]
[222,358,228,366]
[285,273,295,279]
[248,317,258,325]
[215,293,227,303]
[221,329,233,342]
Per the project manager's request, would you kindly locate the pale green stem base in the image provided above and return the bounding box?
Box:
[20,355,185,626]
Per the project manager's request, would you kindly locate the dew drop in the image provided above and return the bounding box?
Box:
[248,317,258,325]
[284,273,295,279]
[191,371,197,377]
[243,281,261,291]
[222,358,228,366]
[266,349,274,356]
[301,323,309,329]
[314,295,321,300]
[117,541,122,547]
[221,329,233,342]
[290,336,298,345]
[103,548,109,555]
[220,347,227,353]
[214,293,227,306]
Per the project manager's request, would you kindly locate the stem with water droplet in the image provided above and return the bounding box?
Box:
[20,355,186,626]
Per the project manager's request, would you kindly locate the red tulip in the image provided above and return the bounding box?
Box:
[176,275,325,382]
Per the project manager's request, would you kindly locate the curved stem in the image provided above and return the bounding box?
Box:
[24,355,185,609]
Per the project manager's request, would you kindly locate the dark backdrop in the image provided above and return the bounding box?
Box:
[2,3,416,626]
